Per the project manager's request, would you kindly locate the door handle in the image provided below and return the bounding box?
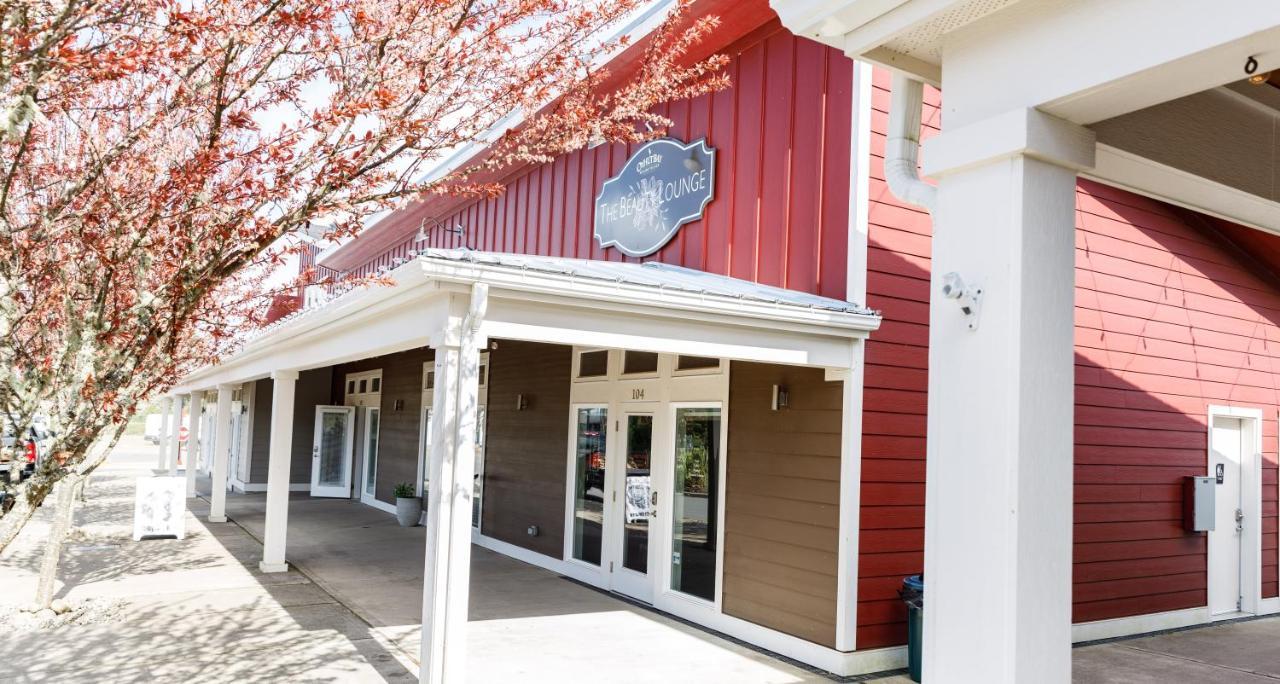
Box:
[1236,508,1244,532]
[312,446,319,458]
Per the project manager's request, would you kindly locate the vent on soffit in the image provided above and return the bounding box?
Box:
[882,0,1021,63]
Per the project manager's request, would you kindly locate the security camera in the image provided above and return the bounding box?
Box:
[941,272,965,300]
[941,272,982,330]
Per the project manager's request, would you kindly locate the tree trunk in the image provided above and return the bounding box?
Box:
[0,473,55,553]
[35,476,79,609]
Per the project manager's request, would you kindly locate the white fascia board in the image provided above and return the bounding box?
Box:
[178,254,878,391]
[174,260,445,391]
[419,260,882,336]
[483,299,859,369]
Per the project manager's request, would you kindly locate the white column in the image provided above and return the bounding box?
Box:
[260,370,299,573]
[209,384,236,523]
[919,108,1094,683]
[420,285,487,684]
[166,394,184,476]
[832,341,865,652]
[156,396,172,471]
[184,392,204,498]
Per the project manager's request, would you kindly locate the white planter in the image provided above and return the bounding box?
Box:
[395,497,422,527]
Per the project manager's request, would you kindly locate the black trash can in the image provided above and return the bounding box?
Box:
[899,574,924,682]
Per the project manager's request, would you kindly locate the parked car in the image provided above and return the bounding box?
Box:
[1,423,52,484]
[144,414,164,444]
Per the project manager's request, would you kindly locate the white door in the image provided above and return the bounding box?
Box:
[312,406,356,498]
[359,407,382,505]
[609,411,656,603]
[229,400,246,488]
[1210,415,1244,616]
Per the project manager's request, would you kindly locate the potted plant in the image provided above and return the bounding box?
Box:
[393,483,421,527]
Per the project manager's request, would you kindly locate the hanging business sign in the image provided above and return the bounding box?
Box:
[594,138,715,257]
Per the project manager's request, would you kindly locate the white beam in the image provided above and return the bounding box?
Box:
[209,384,236,523]
[260,370,299,573]
[921,111,1091,682]
[420,286,486,683]
[166,395,183,476]
[156,396,171,471]
[184,392,203,498]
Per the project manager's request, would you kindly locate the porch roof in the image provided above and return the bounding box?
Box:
[173,249,880,393]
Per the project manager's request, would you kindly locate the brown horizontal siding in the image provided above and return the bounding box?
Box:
[334,348,433,505]
[724,361,842,647]
[481,340,571,559]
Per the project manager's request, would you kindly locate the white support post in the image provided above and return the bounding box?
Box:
[919,108,1095,683]
[209,384,236,523]
[166,394,184,476]
[832,339,866,652]
[156,396,172,471]
[420,285,488,684]
[260,370,299,573]
[184,392,203,498]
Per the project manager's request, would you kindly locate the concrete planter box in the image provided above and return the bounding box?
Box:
[395,497,422,527]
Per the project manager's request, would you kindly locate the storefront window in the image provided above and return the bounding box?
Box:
[670,406,721,602]
[572,407,608,564]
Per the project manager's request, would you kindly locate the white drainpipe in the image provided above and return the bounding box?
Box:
[884,73,937,215]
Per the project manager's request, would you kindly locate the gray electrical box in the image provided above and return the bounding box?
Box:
[1183,476,1215,532]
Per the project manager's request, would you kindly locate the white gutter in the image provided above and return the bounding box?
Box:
[884,72,937,214]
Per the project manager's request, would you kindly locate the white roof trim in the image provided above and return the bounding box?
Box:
[174,250,879,391]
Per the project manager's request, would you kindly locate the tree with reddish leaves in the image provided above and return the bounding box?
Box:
[0,0,728,561]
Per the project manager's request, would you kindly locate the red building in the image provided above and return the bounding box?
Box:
[181,0,1280,676]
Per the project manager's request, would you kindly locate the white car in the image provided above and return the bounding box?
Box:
[144,414,164,444]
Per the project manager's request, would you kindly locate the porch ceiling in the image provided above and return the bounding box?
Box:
[173,249,880,393]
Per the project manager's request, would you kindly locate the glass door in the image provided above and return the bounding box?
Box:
[570,407,608,566]
[668,405,721,603]
[359,407,381,506]
[311,406,355,498]
[611,412,655,602]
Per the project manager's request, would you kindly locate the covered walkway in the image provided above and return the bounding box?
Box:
[211,486,835,683]
[203,478,1280,683]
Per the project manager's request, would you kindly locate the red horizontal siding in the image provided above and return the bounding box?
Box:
[345,23,854,301]
[857,69,1280,649]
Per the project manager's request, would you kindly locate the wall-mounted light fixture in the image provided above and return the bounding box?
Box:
[393,399,405,412]
[771,384,789,411]
[515,393,530,411]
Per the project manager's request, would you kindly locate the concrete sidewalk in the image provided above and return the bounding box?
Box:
[217,484,835,683]
[0,437,414,683]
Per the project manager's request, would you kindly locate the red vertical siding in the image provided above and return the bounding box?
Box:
[857,70,1280,648]
[348,24,854,301]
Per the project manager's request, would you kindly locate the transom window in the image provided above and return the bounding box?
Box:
[622,351,659,375]
[577,349,609,378]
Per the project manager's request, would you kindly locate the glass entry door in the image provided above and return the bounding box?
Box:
[359,407,381,506]
[610,412,655,602]
[311,406,355,498]
[668,406,721,603]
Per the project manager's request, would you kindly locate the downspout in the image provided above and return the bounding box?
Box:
[884,73,937,215]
